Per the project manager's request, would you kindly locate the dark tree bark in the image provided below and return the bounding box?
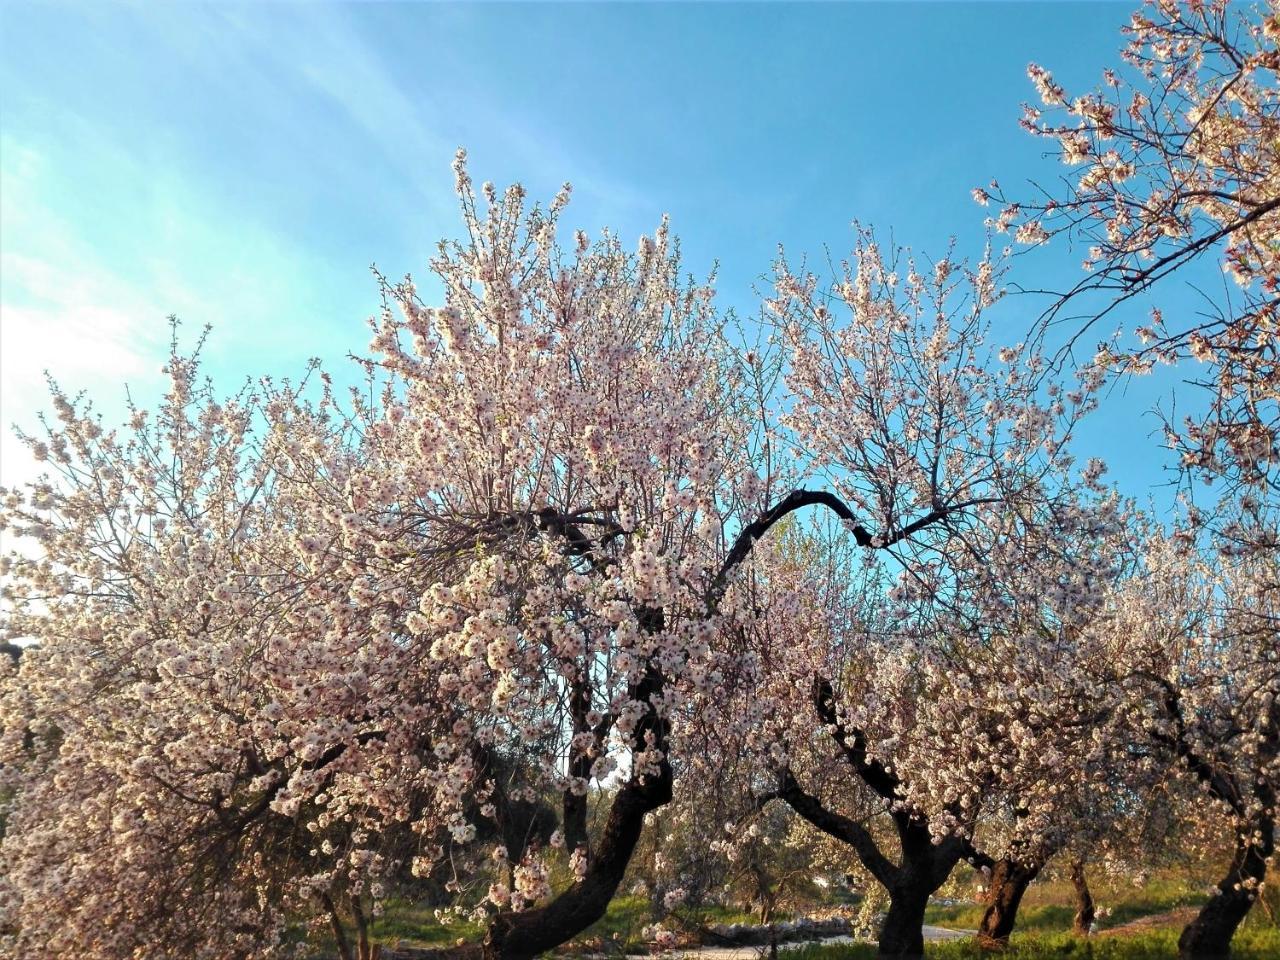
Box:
[483,757,672,959]
[976,856,1044,949]
[479,644,672,960]
[1140,675,1279,959]
[352,898,380,960]
[322,893,382,960]
[413,751,672,960]
[878,871,934,959]
[323,894,355,960]
[760,676,982,959]
[1070,858,1095,937]
[1178,811,1275,960]
[562,678,594,852]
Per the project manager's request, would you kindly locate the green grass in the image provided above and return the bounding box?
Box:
[354,872,1276,955]
[686,902,782,926]
[560,895,782,952]
[1092,878,1208,931]
[367,899,485,949]
[924,903,1078,933]
[563,895,653,952]
[365,894,771,953]
[924,876,1212,936]
[786,928,1280,960]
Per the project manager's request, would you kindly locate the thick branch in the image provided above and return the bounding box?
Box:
[712,489,870,605]
[812,675,901,801]
[761,768,899,889]
[233,728,389,831]
[1136,671,1243,816]
[960,837,997,872]
[712,488,999,608]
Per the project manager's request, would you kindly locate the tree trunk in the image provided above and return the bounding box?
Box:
[976,858,1041,949]
[476,653,672,960]
[1178,815,1274,960]
[481,760,671,959]
[562,679,593,852]
[561,782,589,853]
[1070,859,1094,937]
[877,877,932,959]
[322,893,356,960]
[352,897,381,960]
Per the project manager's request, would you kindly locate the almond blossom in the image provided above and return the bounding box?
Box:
[987,0,1279,499]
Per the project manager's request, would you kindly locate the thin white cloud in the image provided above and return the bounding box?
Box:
[203,4,652,230]
[0,146,168,489]
[0,131,364,492]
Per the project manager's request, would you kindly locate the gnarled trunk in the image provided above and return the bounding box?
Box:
[1070,858,1094,937]
[976,857,1042,949]
[875,822,971,959]
[1177,814,1274,960]
[479,651,672,960]
[878,874,932,959]
[774,676,979,959]
[482,762,671,958]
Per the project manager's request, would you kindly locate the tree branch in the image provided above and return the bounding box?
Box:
[811,675,901,801]
[761,768,899,889]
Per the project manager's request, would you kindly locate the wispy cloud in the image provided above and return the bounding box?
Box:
[0,129,365,492]
[201,4,652,234]
[0,143,167,487]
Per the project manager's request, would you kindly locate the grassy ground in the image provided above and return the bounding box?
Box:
[559,896,772,953]
[364,874,1278,954]
[367,895,768,952]
[922,876,1210,935]
[787,928,1280,959]
[365,899,485,949]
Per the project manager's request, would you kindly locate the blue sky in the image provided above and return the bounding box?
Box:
[0,1,1198,505]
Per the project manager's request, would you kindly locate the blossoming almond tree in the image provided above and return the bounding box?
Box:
[931,608,1151,950]
[334,157,773,959]
[930,503,1276,957]
[0,341,477,960]
[0,160,785,960]
[895,499,1152,949]
[737,494,1134,959]
[699,233,1126,959]
[982,0,1279,500]
[1097,521,1279,960]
